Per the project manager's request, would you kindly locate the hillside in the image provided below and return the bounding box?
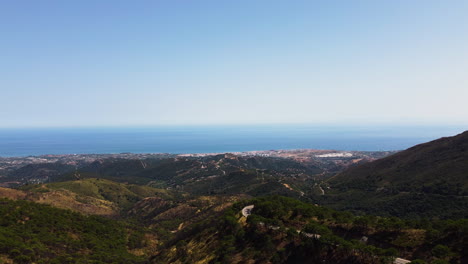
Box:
[324,131,468,218]
[0,163,75,186]
[0,178,466,263]
[0,178,173,216]
[62,155,322,199]
[0,150,391,187]
[0,199,148,263]
[152,196,467,264]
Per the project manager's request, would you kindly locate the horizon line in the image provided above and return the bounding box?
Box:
[1,122,468,130]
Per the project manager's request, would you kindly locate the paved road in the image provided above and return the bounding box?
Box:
[319,185,325,195]
[241,205,254,217]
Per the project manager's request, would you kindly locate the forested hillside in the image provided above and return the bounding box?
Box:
[322,131,468,218]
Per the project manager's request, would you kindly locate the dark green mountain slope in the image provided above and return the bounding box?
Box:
[0,199,147,264]
[324,131,468,218]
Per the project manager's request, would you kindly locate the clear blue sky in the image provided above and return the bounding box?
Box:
[1,0,467,127]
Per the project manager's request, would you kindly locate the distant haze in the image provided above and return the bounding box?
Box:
[1,1,467,127]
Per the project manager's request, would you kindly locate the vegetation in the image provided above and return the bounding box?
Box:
[20,178,173,213]
[152,196,467,263]
[0,199,147,263]
[0,132,467,263]
[325,131,468,219]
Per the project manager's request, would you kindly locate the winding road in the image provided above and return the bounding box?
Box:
[241,205,254,217]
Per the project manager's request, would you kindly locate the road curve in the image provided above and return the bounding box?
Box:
[241,205,254,217]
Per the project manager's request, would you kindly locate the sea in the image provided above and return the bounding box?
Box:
[0,125,465,157]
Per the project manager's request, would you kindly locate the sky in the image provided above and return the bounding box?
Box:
[1,0,467,128]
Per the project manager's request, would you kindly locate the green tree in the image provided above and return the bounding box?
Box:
[431,244,451,258]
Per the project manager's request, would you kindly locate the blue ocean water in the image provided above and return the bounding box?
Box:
[0,125,465,157]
